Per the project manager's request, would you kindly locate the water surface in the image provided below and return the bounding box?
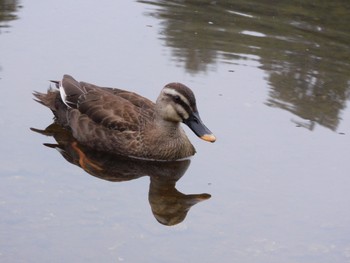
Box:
[1,0,350,262]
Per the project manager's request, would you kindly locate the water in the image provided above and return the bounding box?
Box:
[1,0,350,262]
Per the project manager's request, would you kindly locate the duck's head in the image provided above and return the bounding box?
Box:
[156,83,216,143]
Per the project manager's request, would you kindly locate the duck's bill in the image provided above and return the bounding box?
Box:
[184,112,216,143]
[200,134,216,142]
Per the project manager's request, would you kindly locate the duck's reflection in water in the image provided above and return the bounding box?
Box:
[31,123,211,226]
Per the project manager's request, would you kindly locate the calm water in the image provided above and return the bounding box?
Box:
[1,0,350,262]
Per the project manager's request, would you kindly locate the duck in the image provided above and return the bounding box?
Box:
[33,74,216,160]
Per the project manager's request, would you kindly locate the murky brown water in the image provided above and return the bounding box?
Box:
[1,0,350,262]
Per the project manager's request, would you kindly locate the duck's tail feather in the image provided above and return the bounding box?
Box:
[33,89,58,111]
[50,80,60,88]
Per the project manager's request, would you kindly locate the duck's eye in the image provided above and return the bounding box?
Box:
[173,95,181,102]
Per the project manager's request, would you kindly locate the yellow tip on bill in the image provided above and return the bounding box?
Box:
[201,134,216,143]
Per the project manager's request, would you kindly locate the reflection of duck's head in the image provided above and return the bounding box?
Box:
[31,123,211,226]
[149,176,211,226]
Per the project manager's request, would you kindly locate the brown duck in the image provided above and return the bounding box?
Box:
[34,75,216,160]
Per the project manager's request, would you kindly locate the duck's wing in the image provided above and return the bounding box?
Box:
[65,87,155,155]
[59,75,154,115]
[58,75,155,130]
[79,81,155,118]
[75,89,150,131]
[59,75,87,108]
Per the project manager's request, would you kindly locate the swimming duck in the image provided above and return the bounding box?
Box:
[34,75,216,160]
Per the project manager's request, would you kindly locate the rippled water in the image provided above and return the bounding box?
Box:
[1,0,350,262]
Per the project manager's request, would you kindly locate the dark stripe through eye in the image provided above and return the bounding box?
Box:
[166,93,192,117]
[174,95,181,102]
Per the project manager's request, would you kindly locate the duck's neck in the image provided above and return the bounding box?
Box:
[154,117,182,137]
[144,118,195,160]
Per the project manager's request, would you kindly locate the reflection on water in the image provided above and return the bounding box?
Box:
[0,0,21,33]
[139,0,350,131]
[31,123,210,226]
[0,0,21,74]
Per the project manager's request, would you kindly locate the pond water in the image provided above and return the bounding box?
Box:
[1,0,350,262]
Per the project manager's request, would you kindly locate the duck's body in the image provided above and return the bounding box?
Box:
[34,75,215,160]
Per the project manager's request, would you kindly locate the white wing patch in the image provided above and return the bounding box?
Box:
[59,81,71,108]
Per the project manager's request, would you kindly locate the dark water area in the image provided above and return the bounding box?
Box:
[1,0,350,262]
[0,0,21,32]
